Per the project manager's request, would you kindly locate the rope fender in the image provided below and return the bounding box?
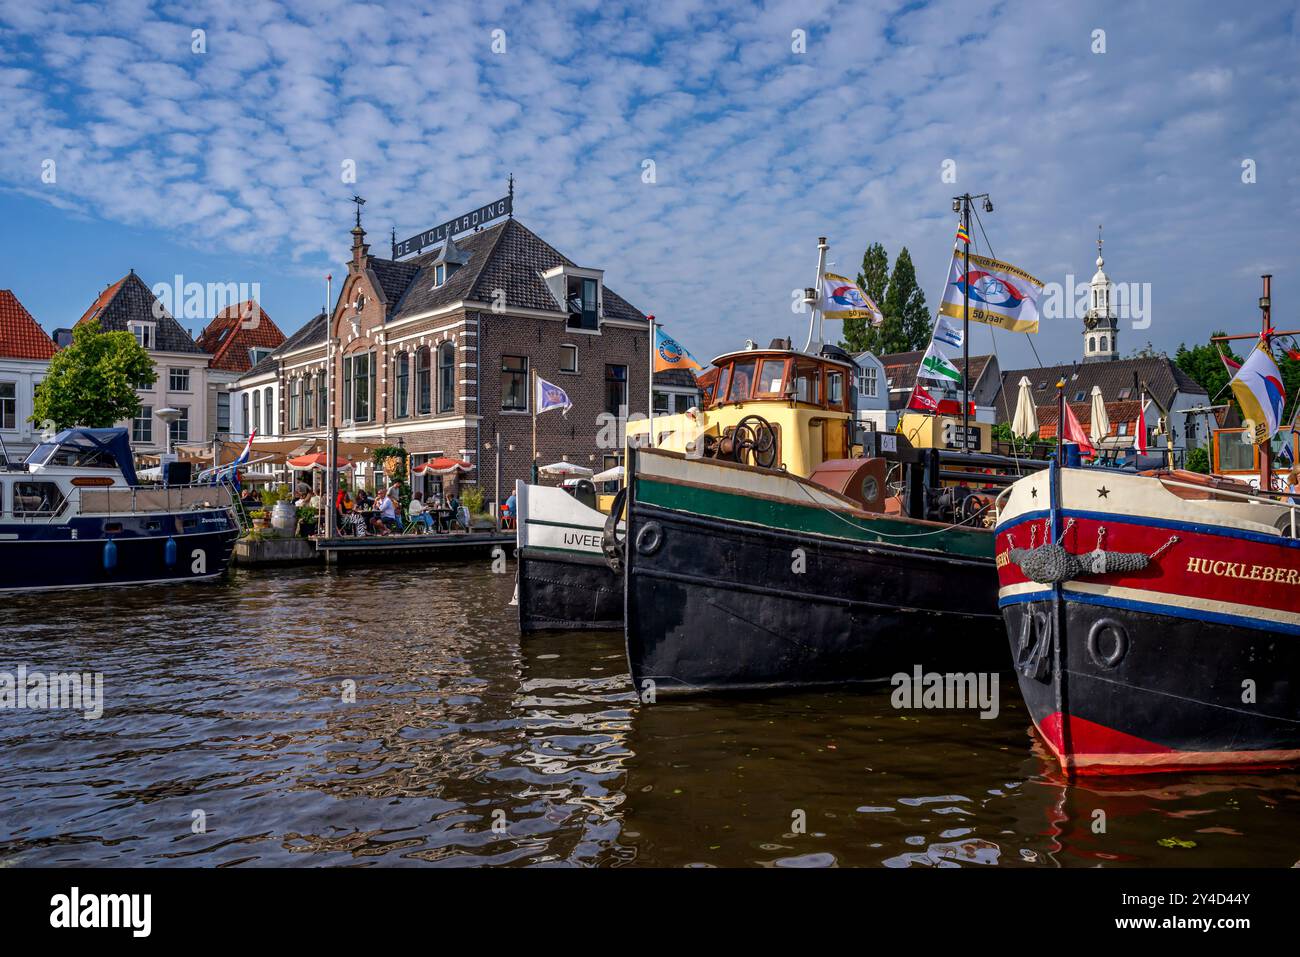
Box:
[1006,522,1179,585]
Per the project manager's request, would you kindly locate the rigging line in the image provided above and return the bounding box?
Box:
[973,203,1046,371]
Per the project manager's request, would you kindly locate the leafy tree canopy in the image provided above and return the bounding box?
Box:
[840,244,932,356]
[31,320,156,431]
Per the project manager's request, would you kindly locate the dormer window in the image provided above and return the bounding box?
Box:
[248,347,273,366]
[128,322,155,349]
[434,264,446,288]
[567,276,598,330]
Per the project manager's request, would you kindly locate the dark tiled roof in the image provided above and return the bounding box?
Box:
[881,350,994,390]
[369,258,421,309]
[386,218,646,324]
[654,369,701,388]
[1037,399,1143,433]
[998,356,1208,423]
[241,311,327,381]
[0,289,56,360]
[196,301,287,372]
[76,272,205,354]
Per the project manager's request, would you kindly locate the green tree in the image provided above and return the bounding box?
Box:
[839,244,931,356]
[842,243,889,353]
[31,320,155,431]
[1174,332,1240,415]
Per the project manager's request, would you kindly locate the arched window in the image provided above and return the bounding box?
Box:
[316,371,327,425]
[416,347,432,415]
[1088,336,1096,352]
[252,389,261,434]
[242,393,250,436]
[395,352,410,419]
[438,341,455,413]
[264,388,274,435]
[1099,335,1108,353]
[303,374,314,428]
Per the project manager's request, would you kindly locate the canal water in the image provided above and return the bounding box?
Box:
[2,563,1296,868]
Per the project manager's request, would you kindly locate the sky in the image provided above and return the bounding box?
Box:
[1,0,1298,373]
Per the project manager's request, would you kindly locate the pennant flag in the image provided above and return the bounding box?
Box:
[939,250,1044,334]
[821,273,884,327]
[933,315,964,349]
[1134,397,1148,454]
[908,381,939,412]
[955,220,970,246]
[1062,402,1095,455]
[1230,341,1287,442]
[1218,348,1242,375]
[918,342,962,384]
[536,376,573,416]
[653,325,704,373]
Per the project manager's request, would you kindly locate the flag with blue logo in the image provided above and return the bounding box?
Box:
[933,315,964,348]
[536,376,572,416]
[820,273,884,327]
[654,325,704,372]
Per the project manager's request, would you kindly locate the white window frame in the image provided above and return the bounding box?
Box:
[168,367,191,392]
[128,322,156,349]
[0,381,16,430]
[560,343,579,374]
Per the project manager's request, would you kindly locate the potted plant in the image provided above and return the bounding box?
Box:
[296,505,318,538]
[249,509,269,530]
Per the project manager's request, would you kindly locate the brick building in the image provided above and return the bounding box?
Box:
[236,204,651,505]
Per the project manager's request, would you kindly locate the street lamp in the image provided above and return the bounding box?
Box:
[156,407,182,458]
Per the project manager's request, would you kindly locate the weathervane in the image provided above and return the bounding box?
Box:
[351,195,366,229]
[508,174,514,219]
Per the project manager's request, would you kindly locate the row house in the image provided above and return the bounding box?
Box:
[235,206,652,502]
[0,289,57,460]
[75,271,214,456]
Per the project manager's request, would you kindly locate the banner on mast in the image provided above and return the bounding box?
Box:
[820,273,884,327]
[1230,341,1287,442]
[939,250,1044,334]
[653,325,705,373]
[933,315,964,348]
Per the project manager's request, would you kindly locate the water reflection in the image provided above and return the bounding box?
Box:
[0,564,1295,866]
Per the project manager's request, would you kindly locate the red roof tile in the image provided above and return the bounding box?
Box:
[0,289,57,360]
[196,301,287,372]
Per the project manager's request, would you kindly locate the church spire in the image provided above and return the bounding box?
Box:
[1083,223,1118,363]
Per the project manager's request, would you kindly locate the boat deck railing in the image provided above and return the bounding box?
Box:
[77,484,236,516]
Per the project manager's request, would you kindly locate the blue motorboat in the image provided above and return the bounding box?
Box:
[0,428,240,592]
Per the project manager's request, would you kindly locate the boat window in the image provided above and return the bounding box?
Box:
[794,361,822,406]
[13,481,66,518]
[0,481,5,515]
[827,370,845,408]
[754,358,788,398]
[1215,431,1256,473]
[714,365,732,406]
[728,359,757,402]
[27,438,120,470]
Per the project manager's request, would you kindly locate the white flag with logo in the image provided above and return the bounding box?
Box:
[933,315,963,348]
[938,250,1043,334]
[918,342,962,384]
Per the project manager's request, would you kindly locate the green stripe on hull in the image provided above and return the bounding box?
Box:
[636,476,992,560]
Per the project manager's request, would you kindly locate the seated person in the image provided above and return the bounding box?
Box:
[377,487,401,533]
[409,491,434,530]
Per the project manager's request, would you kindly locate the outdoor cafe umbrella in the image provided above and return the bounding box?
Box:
[288,452,353,471]
[538,461,594,477]
[412,457,473,475]
[1089,385,1110,445]
[1011,376,1039,439]
[592,464,625,483]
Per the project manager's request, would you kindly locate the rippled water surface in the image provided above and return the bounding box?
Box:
[2,564,1297,867]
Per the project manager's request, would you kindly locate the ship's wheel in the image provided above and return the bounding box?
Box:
[729,415,778,469]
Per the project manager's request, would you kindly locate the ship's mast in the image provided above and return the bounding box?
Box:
[952,192,993,451]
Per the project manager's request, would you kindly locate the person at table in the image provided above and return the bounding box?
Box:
[447,492,463,531]
[409,490,434,531]
[378,486,401,534]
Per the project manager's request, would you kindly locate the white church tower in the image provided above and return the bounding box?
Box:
[1083,225,1119,363]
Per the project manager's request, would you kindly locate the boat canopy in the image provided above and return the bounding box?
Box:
[24,428,139,486]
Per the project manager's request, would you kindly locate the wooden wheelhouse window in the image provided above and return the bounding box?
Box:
[754,358,788,398]
[793,360,822,406]
[713,365,731,407]
[826,369,845,410]
[728,359,756,402]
